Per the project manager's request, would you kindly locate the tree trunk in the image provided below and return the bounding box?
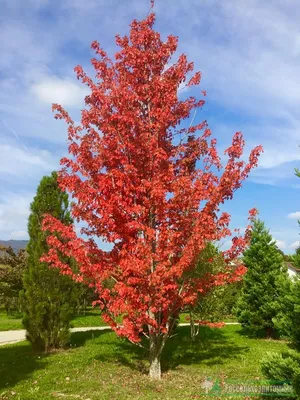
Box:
[149,334,163,380]
[190,312,196,341]
[266,326,273,338]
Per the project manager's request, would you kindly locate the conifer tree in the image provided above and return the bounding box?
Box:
[236,219,289,337]
[273,276,300,347]
[273,247,300,347]
[20,171,77,351]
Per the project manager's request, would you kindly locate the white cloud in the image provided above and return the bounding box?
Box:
[32,76,89,108]
[256,146,300,170]
[182,0,300,118]
[250,160,299,186]
[288,212,300,220]
[275,239,286,249]
[0,192,32,240]
[10,230,29,240]
[290,241,300,249]
[0,143,57,179]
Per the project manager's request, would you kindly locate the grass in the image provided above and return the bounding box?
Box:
[0,313,22,331]
[0,325,292,400]
[0,309,238,331]
[70,309,106,328]
[0,309,105,331]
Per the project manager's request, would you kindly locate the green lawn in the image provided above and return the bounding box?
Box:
[70,309,106,328]
[0,313,23,331]
[0,307,238,331]
[0,325,291,399]
[0,309,105,331]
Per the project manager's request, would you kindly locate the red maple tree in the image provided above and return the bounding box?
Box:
[41,10,262,379]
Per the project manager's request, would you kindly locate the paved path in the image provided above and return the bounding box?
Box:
[0,323,239,346]
[0,326,111,346]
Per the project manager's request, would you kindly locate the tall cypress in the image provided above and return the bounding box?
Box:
[236,219,289,337]
[20,171,77,351]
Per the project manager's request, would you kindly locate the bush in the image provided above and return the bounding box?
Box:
[261,350,300,398]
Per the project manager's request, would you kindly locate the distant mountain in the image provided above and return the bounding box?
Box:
[0,240,29,252]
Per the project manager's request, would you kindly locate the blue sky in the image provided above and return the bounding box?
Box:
[1,0,300,253]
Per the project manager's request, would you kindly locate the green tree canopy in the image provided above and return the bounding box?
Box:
[186,242,242,339]
[0,246,27,314]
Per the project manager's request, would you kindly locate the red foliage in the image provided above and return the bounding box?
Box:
[185,316,225,329]
[41,12,262,343]
[197,321,226,329]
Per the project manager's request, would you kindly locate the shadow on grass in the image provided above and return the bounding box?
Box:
[0,313,22,320]
[162,326,248,370]
[77,325,249,375]
[69,328,111,347]
[0,341,49,391]
[237,326,282,340]
[0,330,110,392]
[70,328,148,373]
